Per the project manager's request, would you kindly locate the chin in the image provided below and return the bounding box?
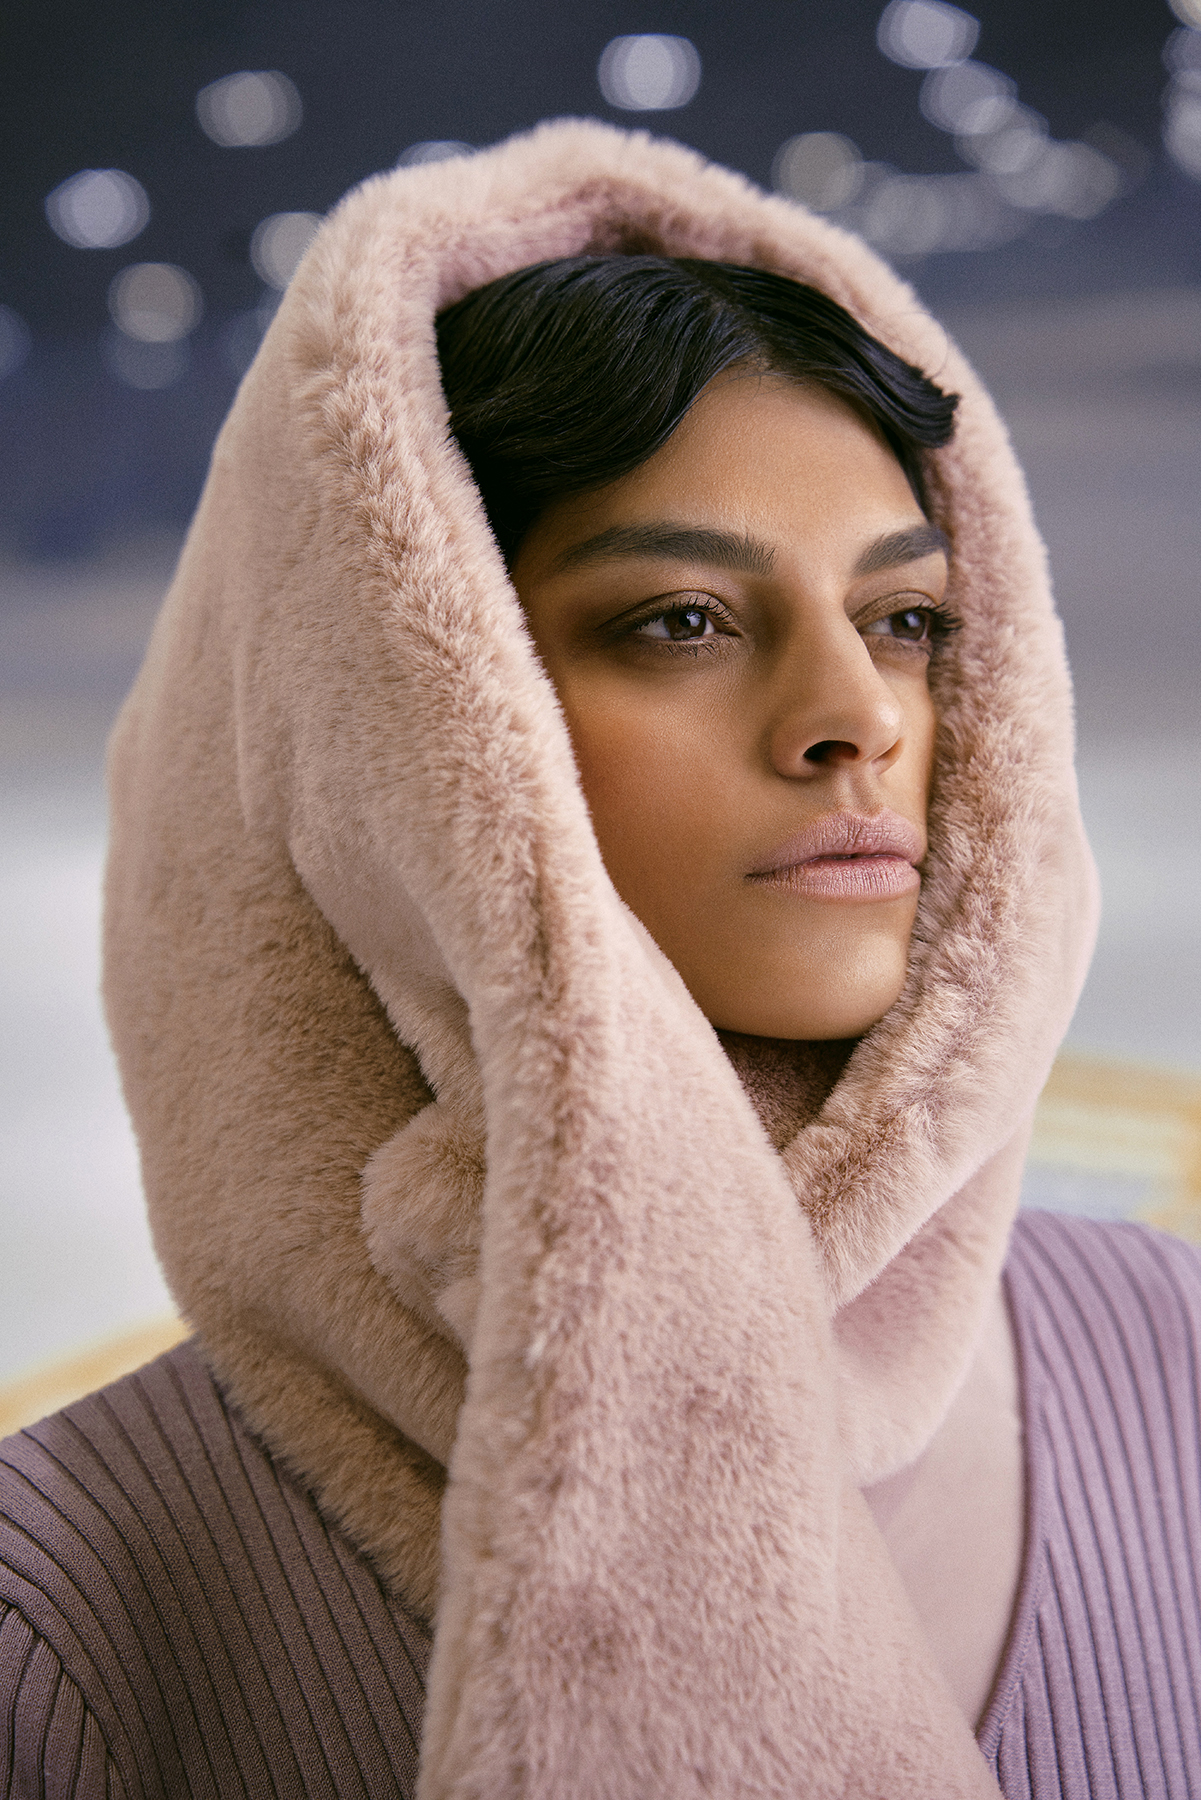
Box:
[711,1000,902,1040]
[701,943,912,1041]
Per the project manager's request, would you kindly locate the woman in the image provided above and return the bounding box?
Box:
[3,120,1199,1799]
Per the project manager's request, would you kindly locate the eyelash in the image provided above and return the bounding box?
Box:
[620,595,737,649]
[861,600,962,647]
[619,595,962,651]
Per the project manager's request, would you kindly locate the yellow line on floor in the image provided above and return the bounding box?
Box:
[0,1315,190,1439]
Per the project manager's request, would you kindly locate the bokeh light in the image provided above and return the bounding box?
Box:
[597,35,701,111]
[772,137,1032,260]
[920,62,1017,135]
[1165,98,1201,178]
[772,134,865,210]
[102,334,190,390]
[44,170,150,250]
[955,106,1047,176]
[1165,26,1201,82]
[250,212,322,289]
[858,169,1019,255]
[1168,0,1201,26]
[396,140,474,166]
[898,31,1126,229]
[108,264,203,343]
[876,0,979,70]
[862,174,951,254]
[965,112,1044,177]
[0,306,32,383]
[196,71,303,148]
[1163,29,1201,177]
[992,141,1122,218]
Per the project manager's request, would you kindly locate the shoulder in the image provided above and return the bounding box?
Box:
[0,1599,120,1797]
[987,1213,1201,1787]
[1006,1209,1201,1428]
[1008,1207,1201,1328]
[0,1340,431,1798]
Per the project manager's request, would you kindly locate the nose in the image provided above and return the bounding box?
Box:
[765,617,906,778]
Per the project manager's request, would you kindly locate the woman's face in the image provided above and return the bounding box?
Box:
[510,371,950,1039]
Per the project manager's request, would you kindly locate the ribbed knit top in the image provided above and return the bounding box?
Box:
[979,1213,1201,1797]
[3,1210,1200,1799]
[0,1335,431,1797]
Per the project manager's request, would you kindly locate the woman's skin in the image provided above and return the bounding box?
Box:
[511,368,953,1039]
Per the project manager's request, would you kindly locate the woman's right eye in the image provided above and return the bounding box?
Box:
[633,605,718,641]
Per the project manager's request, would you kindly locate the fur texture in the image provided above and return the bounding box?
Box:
[103,120,1098,1797]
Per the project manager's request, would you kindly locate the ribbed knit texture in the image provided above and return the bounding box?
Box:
[0,1341,431,1798]
[980,1212,1201,1798]
[2,1211,1200,1797]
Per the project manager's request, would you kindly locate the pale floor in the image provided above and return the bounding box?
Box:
[2,551,179,1385]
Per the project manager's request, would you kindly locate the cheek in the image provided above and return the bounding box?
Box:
[558,685,732,893]
[911,685,938,796]
[883,665,937,798]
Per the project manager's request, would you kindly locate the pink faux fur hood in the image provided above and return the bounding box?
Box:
[104,119,1099,1797]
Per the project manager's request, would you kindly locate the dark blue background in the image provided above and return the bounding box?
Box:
[1,0,1194,558]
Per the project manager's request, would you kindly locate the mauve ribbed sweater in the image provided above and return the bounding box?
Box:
[981,1214,1201,1796]
[2,1210,1200,1799]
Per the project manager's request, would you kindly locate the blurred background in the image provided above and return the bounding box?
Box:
[2,0,1200,1407]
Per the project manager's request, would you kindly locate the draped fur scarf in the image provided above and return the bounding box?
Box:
[104,119,1099,1798]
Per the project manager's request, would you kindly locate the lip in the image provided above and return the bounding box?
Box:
[747,809,924,901]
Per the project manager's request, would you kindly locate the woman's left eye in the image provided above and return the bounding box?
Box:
[634,605,718,641]
[862,607,936,644]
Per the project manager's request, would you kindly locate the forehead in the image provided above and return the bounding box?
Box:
[627,369,908,498]
[519,371,928,577]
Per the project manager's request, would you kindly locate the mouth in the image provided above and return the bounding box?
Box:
[746,810,924,902]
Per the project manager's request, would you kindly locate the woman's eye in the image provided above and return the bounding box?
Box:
[862,607,935,644]
[634,605,717,642]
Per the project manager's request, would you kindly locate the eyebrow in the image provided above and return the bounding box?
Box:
[550,523,777,577]
[549,517,950,580]
[852,522,950,576]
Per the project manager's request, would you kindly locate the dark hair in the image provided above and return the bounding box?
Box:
[435,256,958,563]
